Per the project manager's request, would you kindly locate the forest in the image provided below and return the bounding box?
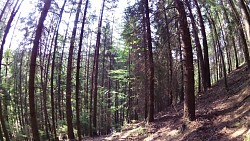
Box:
[0,0,250,140]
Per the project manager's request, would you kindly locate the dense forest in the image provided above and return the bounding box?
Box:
[0,0,250,140]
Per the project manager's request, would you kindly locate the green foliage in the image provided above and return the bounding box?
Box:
[109,69,128,81]
[57,120,68,134]
[15,131,28,140]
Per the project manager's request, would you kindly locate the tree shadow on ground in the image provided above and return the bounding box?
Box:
[182,93,250,141]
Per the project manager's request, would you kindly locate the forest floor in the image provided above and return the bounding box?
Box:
[87,64,250,141]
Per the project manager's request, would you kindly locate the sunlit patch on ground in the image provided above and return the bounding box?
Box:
[230,127,248,139]
[94,65,250,141]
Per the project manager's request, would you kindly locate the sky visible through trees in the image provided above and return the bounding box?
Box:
[0,0,250,140]
[4,0,135,51]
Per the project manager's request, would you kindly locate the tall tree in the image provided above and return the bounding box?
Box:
[239,0,250,43]
[50,0,67,139]
[175,0,195,121]
[186,0,207,92]
[92,0,105,135]
[66,0,83,139]
[144,0,155,122]
[75,0,89,139]
[28,0,52,140]
[193,0,211,88]
[0,0,23,74]
[229,0,250,69]
[0,1,23,140]
[0,0,10,22]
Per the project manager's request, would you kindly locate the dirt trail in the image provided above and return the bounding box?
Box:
[88,65,250,141]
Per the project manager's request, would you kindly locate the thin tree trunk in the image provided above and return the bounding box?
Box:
[209,15,228,89]
[41,16,55,139]
[75,0,89,139]
[57,7,74,121]
[177,24,184,102]
[29,0,52,140]
[107,53,112,134]
[229,0,250,69]
[127,48,131,122]
[50,0,67,138]
[0,2,23,139]
[193,0,211,88]
[66,0,83,139]
[211,27,219,82]
[240,0,250,43]
[0,0,10,22]
[232,36,239,69]
[19,51,25,129]
[220,0,237,70]
[92,0,105,136]
[216,10,231,73]
[142,9,148,120]
[144,0,155,122]
[186,0,207,92]
[83,33,91,136]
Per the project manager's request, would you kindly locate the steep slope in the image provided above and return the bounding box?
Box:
[87,65,250,141]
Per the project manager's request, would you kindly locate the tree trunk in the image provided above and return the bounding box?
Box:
[92,0,105,135]
[193,0,211,88]
[75,0,89,139]
[220,0,238,70]
[240,0,250,43]
[57,7,73,121]
[29,0,51,140]
[207,11,228,89]
[19,51,25,129]
[0,2,23,139]
[144,0,155,122]
[50,0,67,138]
[186,0,207,92]
[175,0,195,121]
[107,53,112,134]
[142,9,148,120]
[66,0,83,139]
[177,25,184,102]
[0,0,10,22]
[229,0,250,69]
[216,10,231,73]
[232,36,239,69]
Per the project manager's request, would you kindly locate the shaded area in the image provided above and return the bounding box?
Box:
[92,64,250,141]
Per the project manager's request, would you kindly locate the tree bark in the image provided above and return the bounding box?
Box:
[0,0,10,22]
[142,9,148,120]
[220,0,238,70]
[57,7,74,121]
[229,0,250,69]
[144,0,155,122]
[193,0,211,88]
[50,0,67,138]
[66,0,83,139]
[75,0,89,139]
[29,0,51,140]
[175,0,195,121]
[186,0,207,92]
[206,9,228,89]
[240,0,250,43]
[92,0,105,135]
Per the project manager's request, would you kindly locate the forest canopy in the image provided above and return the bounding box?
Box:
[0,0,250,140]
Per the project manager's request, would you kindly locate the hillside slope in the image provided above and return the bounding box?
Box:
[88,65,250,141]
